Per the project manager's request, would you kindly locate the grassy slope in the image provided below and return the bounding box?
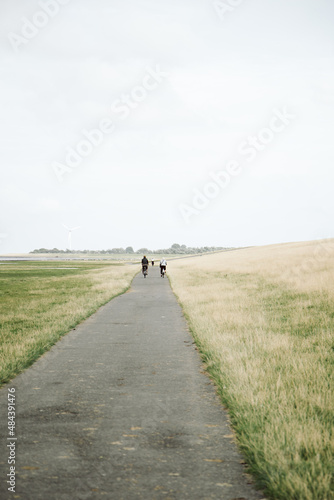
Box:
[168,240,334,500]
[0,261,137,385]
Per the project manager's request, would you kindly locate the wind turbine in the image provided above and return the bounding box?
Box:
[63,225,80,251]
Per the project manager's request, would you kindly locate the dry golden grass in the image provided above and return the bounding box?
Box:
[212,239,334,293]
[168,240,334,500]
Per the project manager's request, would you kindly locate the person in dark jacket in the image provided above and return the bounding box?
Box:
[142,256,149,275]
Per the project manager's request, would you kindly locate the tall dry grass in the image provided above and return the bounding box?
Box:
[168,240,334,500]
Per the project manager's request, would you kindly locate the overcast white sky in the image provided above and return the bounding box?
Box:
[1,0,333,252]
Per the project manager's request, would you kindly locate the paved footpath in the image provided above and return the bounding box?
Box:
[0,266,264,500]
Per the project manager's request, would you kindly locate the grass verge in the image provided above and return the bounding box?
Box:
[0,261,137,385]
[168,240,334,500]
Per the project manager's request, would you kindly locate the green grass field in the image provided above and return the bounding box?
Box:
[0,261,137,385]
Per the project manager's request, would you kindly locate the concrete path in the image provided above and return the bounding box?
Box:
[0,266,264,500]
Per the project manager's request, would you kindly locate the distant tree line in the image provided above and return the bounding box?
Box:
[30,243,233,255]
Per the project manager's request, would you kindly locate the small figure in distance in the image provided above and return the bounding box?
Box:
[142,255,149,278]
[160,257,167,277]
[151,259,154,266]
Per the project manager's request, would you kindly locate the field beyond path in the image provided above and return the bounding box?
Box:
[0,265,262,500]
[0,261,137,385]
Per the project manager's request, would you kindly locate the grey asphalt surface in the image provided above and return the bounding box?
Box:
[0,266,264,500]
